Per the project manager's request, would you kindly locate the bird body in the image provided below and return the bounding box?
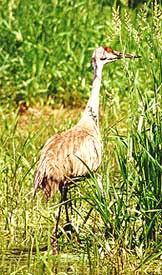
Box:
[34,120,102,199]
[34,46,140,200]
[33,46,140,251]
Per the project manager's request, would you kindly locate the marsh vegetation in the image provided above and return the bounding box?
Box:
[0,0,161,274]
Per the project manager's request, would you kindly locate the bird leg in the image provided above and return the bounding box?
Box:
[62,185,75,238]
[54,202,62,238]
[60,185,78,239]
[54,185,66,237]
[64,187,70,225]
[51,185,68,254]
[53,185,70,238]
[51,184,77,255]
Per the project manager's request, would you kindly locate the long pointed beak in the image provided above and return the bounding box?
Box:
[113,50,141,59]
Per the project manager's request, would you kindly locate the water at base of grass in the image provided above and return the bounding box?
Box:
[0,248,93,275]
[0,250,105,275]
[1,224,161,275]
[0,222,107,275]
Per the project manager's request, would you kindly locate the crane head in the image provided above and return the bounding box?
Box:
[92,46,140,68]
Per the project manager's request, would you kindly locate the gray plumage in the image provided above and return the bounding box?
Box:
[34,121,102,199]
[34,46,140,199]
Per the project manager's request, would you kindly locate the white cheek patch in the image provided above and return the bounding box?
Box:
[105,52,117,59]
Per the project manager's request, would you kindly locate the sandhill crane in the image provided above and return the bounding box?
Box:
[34,46,140,252]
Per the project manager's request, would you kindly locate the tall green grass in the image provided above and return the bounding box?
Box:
[0,0,161,274]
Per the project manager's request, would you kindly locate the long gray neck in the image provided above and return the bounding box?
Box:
[80,62,103,128]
